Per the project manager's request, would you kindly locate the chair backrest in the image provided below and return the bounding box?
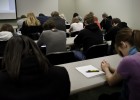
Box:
[46,51,80,65]
[85,43,108,59]
[70,31,79,37]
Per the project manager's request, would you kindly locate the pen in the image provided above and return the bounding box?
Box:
[86,70,99,72]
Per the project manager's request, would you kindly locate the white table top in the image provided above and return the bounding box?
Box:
[59,54,122,94]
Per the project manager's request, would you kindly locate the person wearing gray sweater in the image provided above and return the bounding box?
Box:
[37,19,66,54]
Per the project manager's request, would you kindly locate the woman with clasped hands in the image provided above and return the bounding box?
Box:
[100,28,140,100]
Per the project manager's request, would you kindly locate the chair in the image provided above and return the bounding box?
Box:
[70,31,79,37]
[85,43,109,59]
[46,51,80,65]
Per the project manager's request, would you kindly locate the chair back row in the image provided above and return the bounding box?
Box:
[85,43,109,59]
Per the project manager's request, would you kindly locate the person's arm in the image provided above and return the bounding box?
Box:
[37,33,45,47]
[101,60,122,86]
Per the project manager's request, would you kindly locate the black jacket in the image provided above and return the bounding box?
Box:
[0,56,70,100]
[50,17,66,32]
[74,23,103,53]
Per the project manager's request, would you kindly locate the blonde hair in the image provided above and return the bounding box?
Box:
[25,12,41,26]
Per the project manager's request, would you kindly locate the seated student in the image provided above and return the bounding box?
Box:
[17,15,27,30]
[74,13,103,54]
[69,16,83,33]
[50,11,66,32]
[0,35,70,100]
[88,12,101,30]
[0,24,14,56]
[104,21,128,55]
[20,12,43,40]
[100,13,112,33]
[37,19,66,54]
[100,28,140,100]
[37,13,50,25]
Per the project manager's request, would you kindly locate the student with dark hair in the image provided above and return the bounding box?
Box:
[73,13,103,59]
[105,21,128,55]
[37,19,66,54]
[74,13,103,53]
[0,24,14,56]
[0,35,70,100]
[100,13,112,33]
[100,28,140,100]
[50,11,66,32]
[37,13,49,25]
[0,24,14,35]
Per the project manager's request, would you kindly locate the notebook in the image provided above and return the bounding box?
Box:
[76,65,104,78]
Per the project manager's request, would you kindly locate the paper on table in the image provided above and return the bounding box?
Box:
[76,65,104,78]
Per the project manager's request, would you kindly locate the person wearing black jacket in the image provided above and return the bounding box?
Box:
[104,22,128,54]
[0,36,70,100]
[74,13,103,54]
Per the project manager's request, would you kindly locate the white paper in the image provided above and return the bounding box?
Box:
[76,65,104,78]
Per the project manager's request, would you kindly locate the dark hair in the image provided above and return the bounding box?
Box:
[117,22,128,29]
[39,13,45,17]
[51,11,59,17]
[43,19,56,30]
[84,13,94,25]
[20,15,26,18]
[73,13,79,18]
[112,18,121,24]
[115,28,140,52]
[3,36,51,80]
[0,24,14,34]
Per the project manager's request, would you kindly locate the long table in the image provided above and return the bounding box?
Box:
[59,54,122,94]
[66,37,111,46]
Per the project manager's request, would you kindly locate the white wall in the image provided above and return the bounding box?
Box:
[58,0,76,23]
[16,0,58,17]
[75,0,140,29]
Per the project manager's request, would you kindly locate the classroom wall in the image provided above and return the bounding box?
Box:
[75,0,140,29]
[0,0,58,25]
[16,0,58,17]
[58,0,76,23]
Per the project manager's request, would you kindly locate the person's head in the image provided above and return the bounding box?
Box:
[26,12,40,26]
[102,13,108,19]
[43,19,56,30]
[84,13,94,25]
[94,16,98,22]
[112,18,121,26]
[59,13,66,20]
[89,12,94,16]
[20,15,26,18]
[51,11,59,17]
[0,24,14,34]
[117,22,128,29]
[115,28,140,57]
[72,17,80,23]
[38,13,45,17]
[3,35,50,80]
[73,13,79,18]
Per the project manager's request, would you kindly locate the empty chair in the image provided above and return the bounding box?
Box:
[46,51,80,65]
[85,43,108,59]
